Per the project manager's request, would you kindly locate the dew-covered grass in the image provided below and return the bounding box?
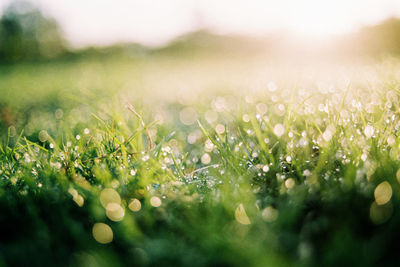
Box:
[1,54,400,266]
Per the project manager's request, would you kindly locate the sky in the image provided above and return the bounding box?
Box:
[1,0,400,47]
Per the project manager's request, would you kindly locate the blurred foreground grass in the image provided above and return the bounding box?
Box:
[1,51,400,266]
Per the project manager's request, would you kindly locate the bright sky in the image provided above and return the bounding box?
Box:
[1,0,400,47]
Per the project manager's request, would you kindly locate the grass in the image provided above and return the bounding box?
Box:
[1,52,400,266]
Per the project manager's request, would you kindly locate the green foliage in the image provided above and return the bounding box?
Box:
[2,39,400,266]
[0,1,66,63]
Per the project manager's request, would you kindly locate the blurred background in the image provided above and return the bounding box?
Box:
[1,0,400,63]
[2,0,400,139]
[1,0,400,136]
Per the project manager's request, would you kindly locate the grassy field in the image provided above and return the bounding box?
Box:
[1,48,400,266]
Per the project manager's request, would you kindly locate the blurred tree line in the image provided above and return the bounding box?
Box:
[1,0,400,63]
[357,18,400,56]
[0,1,66,63]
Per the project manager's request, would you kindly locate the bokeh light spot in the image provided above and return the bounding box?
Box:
[128,198,142,212]
[262,206,278,222]
[374,181,392,205]
[201,153,211,164]
[150,196,162,207]
[92,223,113,244]
[179,107,197,125]
[106,203,125,222]
[100,188,121,208]
[273,124,285,137]
[285,178,295,189]
[235,204,251,225]
[370,201,393,224]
